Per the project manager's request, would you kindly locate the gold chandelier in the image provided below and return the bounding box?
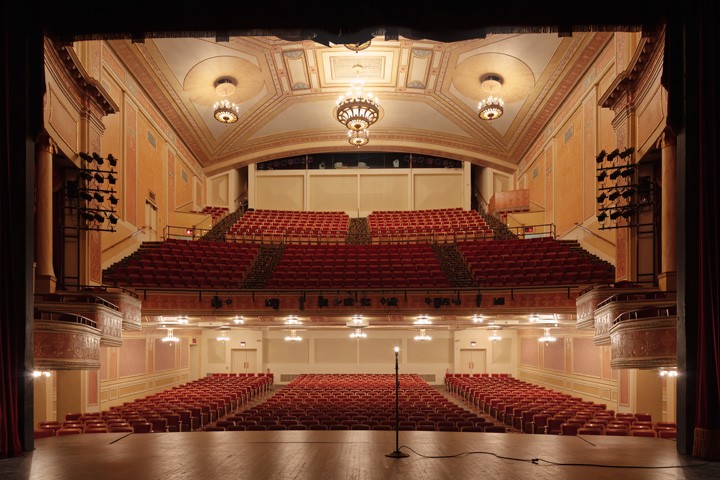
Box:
[213,78,239,124]
[477,74,505,121]
[334,64,380,132]
[347,129,369,147]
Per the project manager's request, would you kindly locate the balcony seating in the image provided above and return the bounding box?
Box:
[228,209,350,244]
[368,208,493,243]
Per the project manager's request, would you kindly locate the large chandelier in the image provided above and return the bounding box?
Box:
[213,78,240,124]
[334,64,380,131]
[350,328,367,339]
[284,330,303,342]
[414,328,432,341]
[478,74,505,121]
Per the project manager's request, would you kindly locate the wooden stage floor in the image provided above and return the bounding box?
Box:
[1,431,718,480]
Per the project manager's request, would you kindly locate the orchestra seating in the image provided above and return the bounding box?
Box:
[444,373,675,438]
[456,237,615,286]
[36,374,272,436]
[227,209,350,243]
[265,243,450,289]
[102,238,260,289]
[221,373,497,432]
[367,208,493,243]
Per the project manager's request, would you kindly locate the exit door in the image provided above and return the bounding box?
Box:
[231,349,257,374]
[460,349,487,374]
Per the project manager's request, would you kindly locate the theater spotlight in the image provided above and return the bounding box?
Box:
[607,148,620,161]
[597,212,608,222]
[81,210,95,222]
[595,150,606,163]
[109,194,119,205]
[108,214,119,225]
[107,154,118,166]
[94,172,105,183]
[610,210,622,220]
[79,170,93,181]
[107,173,117,185]
[608,190,620,201]
[360,297,372,307]
[621,188,636,198]
[596,192,607,203]
[79,190,93,202]
[620,167,635,178]
[92,152,104,165]
[93,213,105,223]
[621,209,634,219]
[609,169,622,180]
[79,152,93,162]
[93,192,104,202]
[596,171,607,182]
[618,147,635,159]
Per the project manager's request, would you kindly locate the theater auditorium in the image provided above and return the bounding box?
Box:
[1,2,719,479]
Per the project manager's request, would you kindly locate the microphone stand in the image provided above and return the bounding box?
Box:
[385,347,408,458]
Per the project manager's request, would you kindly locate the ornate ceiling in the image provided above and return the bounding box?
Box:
[108,31,612,175]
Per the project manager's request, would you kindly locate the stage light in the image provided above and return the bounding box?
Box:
[79,152,93,162]
[596,171,607,182]
[80,190,93,202]
[597,212,608,222]
[79,170,93,181]
[93,192,104,202]
[92,152,104,165]
[607,148,620,161]
[107,173,117,184]
[620,167,635,178]
[108,214,118,225]
[107,154,118,166]
[621,188,635,198]
[81,210,95,222]
[93,213,105,223]
[109,194,119,205]
[621,209,634,219]
[609,169,621,180]
[596,192,607,203]
[94,172,105,183]
[595,150,606,163]
[610,211,622,220]
[619,147,635,159]
[608,190,620,201]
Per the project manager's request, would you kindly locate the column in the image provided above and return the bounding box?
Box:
[34,132,57,293]
[658,130,676,291]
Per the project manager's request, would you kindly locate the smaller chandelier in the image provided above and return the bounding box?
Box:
[538,328,557,344]
[213,78,240,124]
[161,329,180,343]
[335,65,380,131]
[477,74,505,121]
[414,315,432,325]
[414,328,432,341]
[488,333,503,342]
[284,330,303,342]
[348,129,369,147]
[350,328,367,339]
[233,316,244,325]
[472,314,484,323]
[478,96,504,120]
[217,333,230,342]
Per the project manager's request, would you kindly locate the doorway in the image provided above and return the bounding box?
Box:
[231,349,257,374]
[459,349,486,374]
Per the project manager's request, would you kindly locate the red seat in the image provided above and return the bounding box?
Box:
[560,423,581,436]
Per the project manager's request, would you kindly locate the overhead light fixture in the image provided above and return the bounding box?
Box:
[472,314,484,323]
[477,74,505,121]
[32,370,52,378]
[529,313,539,323]
[488,333,502,342]
[538,328,557,344]
[348,128,370,147]
[161,329,180,343]
[334,64,380,131]
[176,315,189,324]
[659,368,679,377]
[285,315,301,325]
[284,330,303,342]
[414,328,432,341]
[217,332,230,342]
[233,316,245,325]
[414,314,431,325]
[213,78,240,124]
[350,328,367,339]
